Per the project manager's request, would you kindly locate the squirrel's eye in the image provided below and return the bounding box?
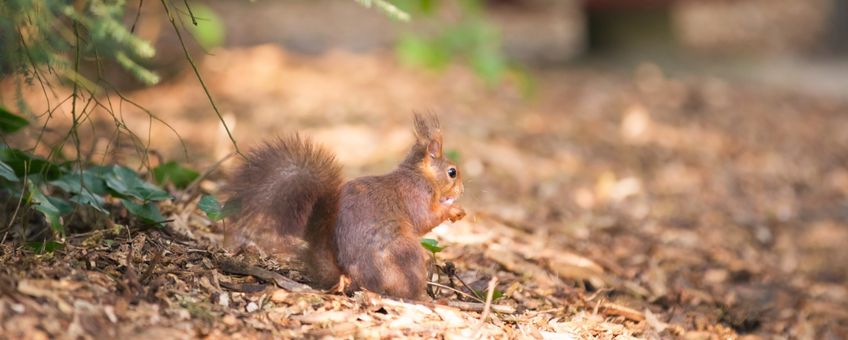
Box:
[447,167,457,178]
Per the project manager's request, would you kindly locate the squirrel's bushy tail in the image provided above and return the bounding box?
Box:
[225,135,342,284]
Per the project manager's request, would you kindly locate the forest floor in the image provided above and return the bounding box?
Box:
[2,46,847,339]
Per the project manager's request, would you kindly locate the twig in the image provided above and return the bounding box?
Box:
[216,257,312,292]
[599,302,645,321]
[182,0,197,25]
[427,281,484,303]
[5,162,29,233]
[473,277,498,339]
[442,265,485,301]
[130,0,144,33]
[446,300,516,314]
[159,0,242,159]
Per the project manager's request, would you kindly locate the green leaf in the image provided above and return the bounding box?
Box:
[396,35,450,70]
[52,171,109,214]
[28,181,70,235]
[473,288,504,301]
[0,107,29,134]
[198,195,224,221]
[470,46,506,85]
[26,241,64,254]
[185,4,225,50]
[0,145,65,180]
[52,171,108,196]
[420,238,445,253]
[152,161,199,189]
[104,166,171,201]
[0,160,18,182]
[121,199,165,226]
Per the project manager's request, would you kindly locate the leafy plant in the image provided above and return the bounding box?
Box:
[198,195,224,221]
[421,238,445,253]
[152,161,200,189]
[0,106,29,134]
[1,139,174,238]
[0,0,159,85]
[393,0,509,85]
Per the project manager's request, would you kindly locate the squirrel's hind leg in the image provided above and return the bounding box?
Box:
[343,233,428,301]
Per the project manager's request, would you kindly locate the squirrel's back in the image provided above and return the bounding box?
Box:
[224,135,343,285]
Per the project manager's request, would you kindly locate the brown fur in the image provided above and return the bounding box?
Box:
[224,135,343,287]
[226,114,465,299]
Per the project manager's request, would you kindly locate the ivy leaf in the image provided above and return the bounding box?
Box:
[0,107,29,134]
[28,181,72,235]
[0,145,65,180]
[198,195,224,221]
[105,166,171,201]
[0,160,18,182]
[51,171,109,214]
[420,238,445,253]
[121,199,165,226]
[52,171,108,195]
[152,161,199,189]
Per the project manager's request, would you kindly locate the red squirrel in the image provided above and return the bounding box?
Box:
[224,114,465,300]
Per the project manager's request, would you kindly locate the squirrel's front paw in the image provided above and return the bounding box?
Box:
[448,206,466,222]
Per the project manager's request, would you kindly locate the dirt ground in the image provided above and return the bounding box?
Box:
[1,45,847,339]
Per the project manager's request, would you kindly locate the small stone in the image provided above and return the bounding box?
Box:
[217,293,230,308]
[10,303,25,313]
[246,302,259,313]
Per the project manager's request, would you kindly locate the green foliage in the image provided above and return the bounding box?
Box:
[100,165,172,202]
[121,199,165,224]
[354,0,411,22]
[421,238,445,253]
[0,0,159,85]
[184,4,226,50]
[28,181,73,234]
[393,0,508,85]
[0,107,29,134]
[198,195,224,221]
[0,161,19,182]
[198,195,238,221]
[0,143,173,236]
[473,288,505,301]
[26,240,65,254]
[51,171,109,214]
[152,161,200,189]
[0,145,65,181]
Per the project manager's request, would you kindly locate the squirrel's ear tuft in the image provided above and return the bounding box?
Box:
[413,113,443,158]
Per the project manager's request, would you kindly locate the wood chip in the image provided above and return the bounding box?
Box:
[599,302,645,321]
[216,257,312,292]
[293,310,354,324]
[447,301,516,314]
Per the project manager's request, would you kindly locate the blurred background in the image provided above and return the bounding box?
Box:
[2,0,847,338]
